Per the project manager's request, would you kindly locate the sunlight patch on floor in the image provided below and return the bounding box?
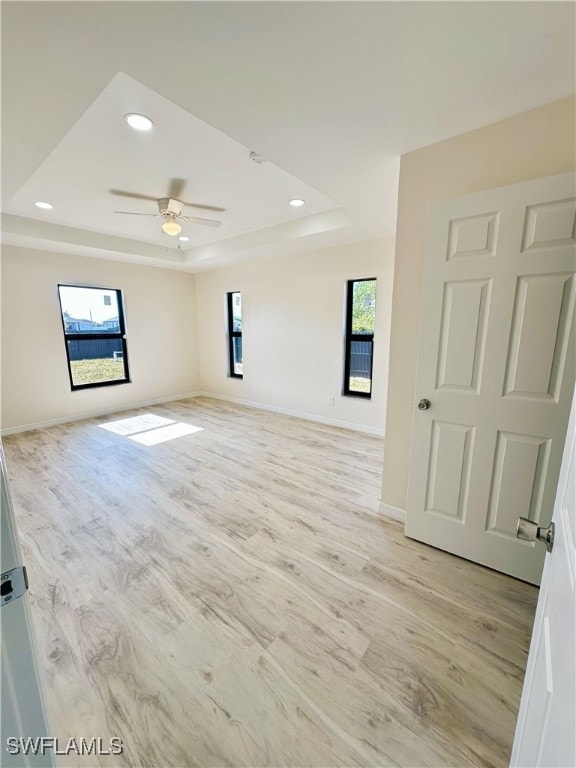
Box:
[99,414,174,435]
[129,422,203,445]
[98,413,203,445]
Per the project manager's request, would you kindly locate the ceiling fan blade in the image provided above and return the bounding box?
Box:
[114,211,160,217]
[110,189,159,202]
[182,200,226,213]
[168,177,186,200]
[111,186,225,213]
[187,216,222,228]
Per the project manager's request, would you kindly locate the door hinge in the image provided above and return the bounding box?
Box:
[1,566,28,606]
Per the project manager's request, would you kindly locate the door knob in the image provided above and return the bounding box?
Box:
[517,517,555,553]
[417,398,431,411]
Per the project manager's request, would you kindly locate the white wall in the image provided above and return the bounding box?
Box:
[195,238,394,434]
[1,246,200,431]
[382,96,576,511]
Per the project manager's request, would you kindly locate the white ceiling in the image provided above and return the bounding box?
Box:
[2,1,574,272]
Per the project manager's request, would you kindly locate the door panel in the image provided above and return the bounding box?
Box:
[447,211,499,260]
[436,279,491,392]
[485,431,551,536]
[521,198,576,252]
[504,273,575,401]
[425,420,474,520]
[406,173,576,583]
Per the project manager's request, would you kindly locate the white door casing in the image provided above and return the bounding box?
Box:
[510,384,576,767]
[406,173,576,584]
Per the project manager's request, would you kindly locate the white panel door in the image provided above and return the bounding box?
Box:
[1,444,53,767]
[406,173,576,584]
[510,385,575,767]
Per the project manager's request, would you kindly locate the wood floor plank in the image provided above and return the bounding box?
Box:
[2,397,538,767]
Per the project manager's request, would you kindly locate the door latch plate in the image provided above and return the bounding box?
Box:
[1,566,28,606]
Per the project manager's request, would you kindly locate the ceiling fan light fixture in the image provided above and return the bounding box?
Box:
[162,219,181,236]
[124,113,154,132]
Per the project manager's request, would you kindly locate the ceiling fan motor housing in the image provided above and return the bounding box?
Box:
[158,198,183,217]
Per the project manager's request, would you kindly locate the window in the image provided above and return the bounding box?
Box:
[343,278,377,398]
[227,291,243,378]
[58,285,130,390]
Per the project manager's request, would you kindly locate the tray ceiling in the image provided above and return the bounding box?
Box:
[2,2,574,272]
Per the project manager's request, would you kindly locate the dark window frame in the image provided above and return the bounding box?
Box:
[343,277,376,399]
[57,284,130,391]
[227,291,243,379]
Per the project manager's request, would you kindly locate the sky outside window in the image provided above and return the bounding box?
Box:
[58,286,119,323]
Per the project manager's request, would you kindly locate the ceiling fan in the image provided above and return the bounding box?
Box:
[111,178,225,236]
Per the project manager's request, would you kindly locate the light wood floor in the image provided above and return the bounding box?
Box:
[3,397,538,768]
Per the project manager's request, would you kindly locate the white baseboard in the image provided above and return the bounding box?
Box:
[379,502,406,524]
[1,389,385,439]
[196,391,385,437]
[0,391,202,436]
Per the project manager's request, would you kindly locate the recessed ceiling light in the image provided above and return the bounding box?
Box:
[34,201,53,210]
[289,199,305,207]
[124,113,154,132]
[178,236,189,242]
